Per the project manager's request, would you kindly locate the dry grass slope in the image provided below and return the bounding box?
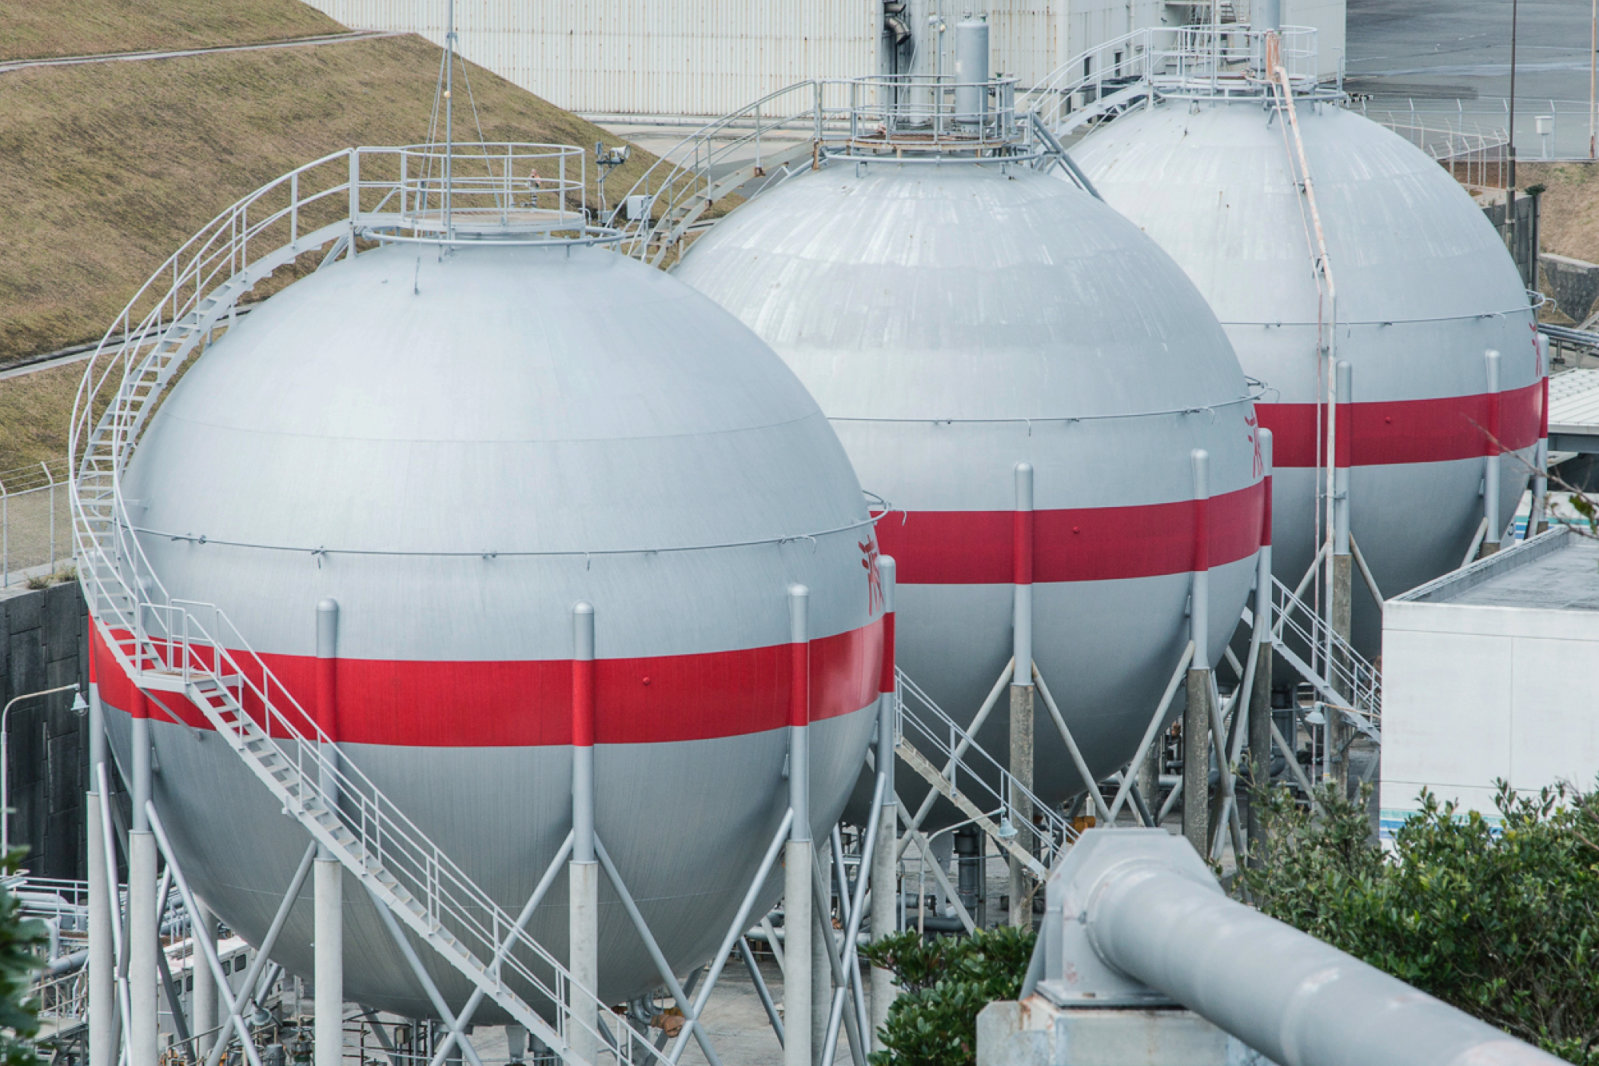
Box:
[1520,161,1599,265]
[2,0,344,62]
[0,30,660,471]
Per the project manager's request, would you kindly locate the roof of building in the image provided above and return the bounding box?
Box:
[1396,524,1599,610]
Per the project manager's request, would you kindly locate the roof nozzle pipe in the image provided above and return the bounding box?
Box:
[1258,0,1282,33]
[954,14,989,127]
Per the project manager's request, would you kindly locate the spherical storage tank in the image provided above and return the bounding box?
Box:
[90,198,883,1016]
[673,122,1266,804]
[1071,86,1543,640]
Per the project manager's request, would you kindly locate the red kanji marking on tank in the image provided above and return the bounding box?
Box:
[860,534,883,615]
[1245,412,1264,480]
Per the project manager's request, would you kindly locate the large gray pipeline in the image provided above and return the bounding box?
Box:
[1061,830,1562,1066]
[1257,0,1281,32]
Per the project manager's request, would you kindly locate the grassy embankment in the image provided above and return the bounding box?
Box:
[0,4,660,473]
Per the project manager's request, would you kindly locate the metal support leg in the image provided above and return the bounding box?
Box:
[129,708,158,1066]
[813,837,834,1064]
[570,604,600,1066]
[193,900,218,1062]
[314,859,343,1066]
[1009,463,1036,926]
[869,557,899,1051]
[739,938,784,1047]
[1183,450,1212,856]
[1481,348,1503,557]
[786,584,813,1066]
[87,687,115,1066]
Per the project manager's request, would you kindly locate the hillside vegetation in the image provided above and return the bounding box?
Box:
[0,15,659,471]
[1522,161,1599,266]
[1,0,342,62]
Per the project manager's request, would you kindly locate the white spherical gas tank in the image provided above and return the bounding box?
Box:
[94,239,882,1018]
[1072,100,1543,639]
[675,159,1265,806]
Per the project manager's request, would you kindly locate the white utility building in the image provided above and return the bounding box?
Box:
[299,0,1346,118]
[1380,526,1599,836]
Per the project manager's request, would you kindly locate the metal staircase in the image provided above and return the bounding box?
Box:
[70,146,655,1066]
[1264,578,1382,741]
[893,668,1076,878]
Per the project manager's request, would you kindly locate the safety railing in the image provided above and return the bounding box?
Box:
[69,144,658,1066]
[894,668,1077,871]
[836,74,1023,154]
[398,143,590,234]
[0,459,71,588]
[1271,575,1382,734]
[1021,24,1327,136]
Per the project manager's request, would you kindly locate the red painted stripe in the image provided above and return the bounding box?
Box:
[90,618,882,747]
[1013,509,1034,586]
[572,656,595,748]
[789,638,809,728]
[1261,475,1274,547]
[878,611,896,696]
[1258,381,1544,469]
[872,481,1265,586]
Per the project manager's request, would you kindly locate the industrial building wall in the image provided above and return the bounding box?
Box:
[0,582,89,880]
[301,0,881,116]
[985,0,1168,89]
[1380,596,1599,830]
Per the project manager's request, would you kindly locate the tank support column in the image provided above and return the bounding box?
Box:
[570,603,600,1065]
[1009,463,1036,927]
[1482,349,1504,557]
[130,689,159,1066]
[870,558,899,1050]
[785,585,813,1066]
[1331,363,1353,796]
[1533,348,1550,535]
[1245,431,1276,865]
[193,900,218,1061]
[87,686,116,1066]
[315,599,343,1066]
[1183,451,1213,856]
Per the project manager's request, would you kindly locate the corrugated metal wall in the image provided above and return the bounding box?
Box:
[304,0,880,116]
[304,0,1344,116]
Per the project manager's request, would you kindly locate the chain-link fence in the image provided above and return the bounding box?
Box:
[0,459,71,588]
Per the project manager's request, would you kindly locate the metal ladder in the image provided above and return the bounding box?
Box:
[893,668,1077,878]
[69,147,664,1066]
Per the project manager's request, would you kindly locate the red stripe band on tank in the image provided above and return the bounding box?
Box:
[90,617,883,747]
[872,481,1265,586]
[1257,381,1544,469]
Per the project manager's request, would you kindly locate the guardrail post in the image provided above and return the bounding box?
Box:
[1009,462,1036,927]
[569,602,599,1064]
[1183,450,1212,857]
[785,584,812,1066]
[348,150,360,233]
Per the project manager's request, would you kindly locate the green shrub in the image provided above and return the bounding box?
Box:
[861,924,1036,1066]
[1239,781,1599,1065]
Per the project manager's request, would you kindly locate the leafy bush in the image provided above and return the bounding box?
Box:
[861,924,1036,1066]
[0,848,44,1066]
[1239,781,1599,1065]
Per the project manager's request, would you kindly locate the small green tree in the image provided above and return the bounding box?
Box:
[1239,781,1599,1065]
[0,848,45,1066]
[861,924,1036,1066]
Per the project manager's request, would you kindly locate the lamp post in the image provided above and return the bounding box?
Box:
[1,685,87,856]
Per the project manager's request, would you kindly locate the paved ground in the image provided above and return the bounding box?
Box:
[1347,0,1599,159]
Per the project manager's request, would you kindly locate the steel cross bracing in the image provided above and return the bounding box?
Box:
[892,667,1077,879]
[68,147,662,1066]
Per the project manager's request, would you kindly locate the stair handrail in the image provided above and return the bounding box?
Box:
[894,667,1078,867]
[69,146,674,1066]
[1271,575,1382,723]
[607,79,835,261]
